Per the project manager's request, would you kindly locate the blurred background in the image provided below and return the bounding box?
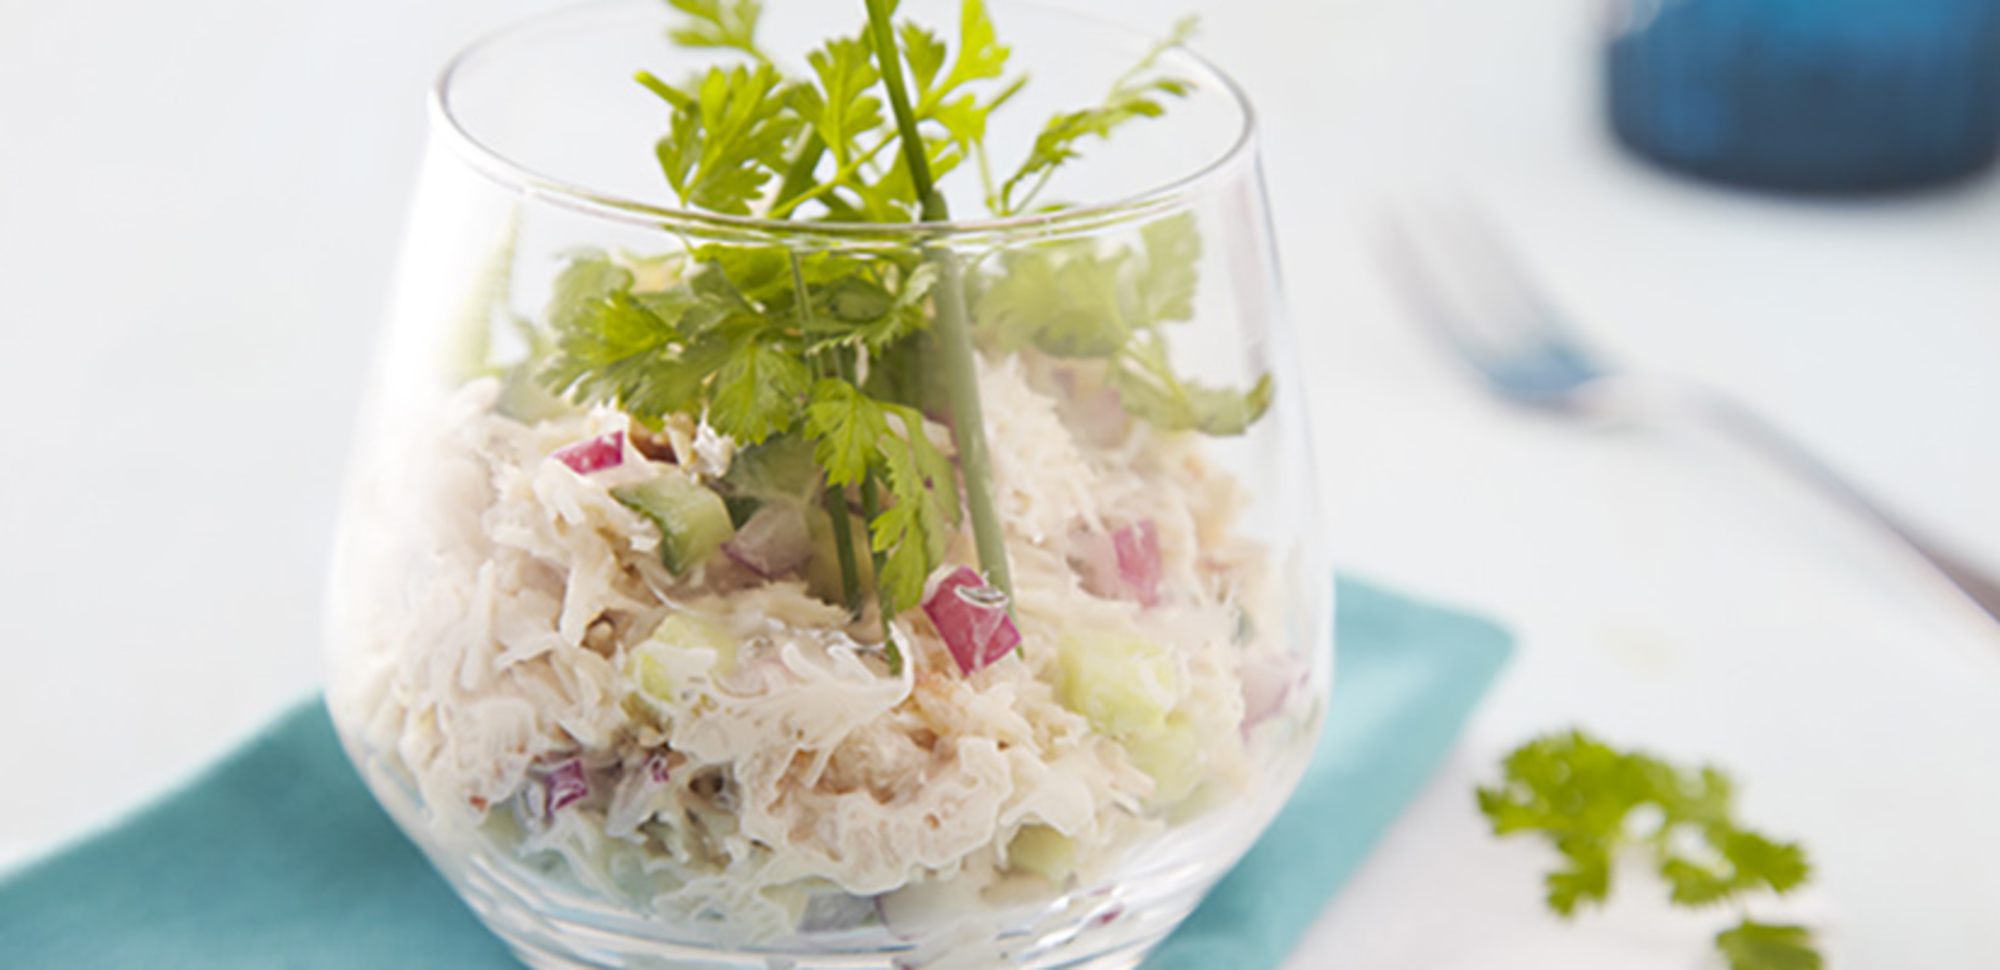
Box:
[2,0,1997,965]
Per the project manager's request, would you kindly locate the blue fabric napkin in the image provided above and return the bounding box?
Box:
[0,576,1511,969]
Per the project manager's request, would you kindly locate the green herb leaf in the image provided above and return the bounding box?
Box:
[1115,335,1272,436]
[666,0,768,62]
[708,338,811,445]
[794,37,885,166]
[1479,731,1821,970]
[904,1,1018,182]
[1137,212,1201,322]
[975,245,1130,358]
[973,216,1194,357]
[899,23,949,96]
[643,64,802,215]
[1660,856,1738,907]
[997,77,1188,212]
[1544,841,1612,917]
[929,94,989,155]
[803,378,958,616]
[888,403,960,529]
[1716,921,1822,970]
[945,0,1009,90]
[1720,830,1812,896]
[541,254,681,409]
[545,251,635,331]
[803,378,889,487]
[539,251,773,428]
[819,262,935,350]
[869,409,955,614]
[995,16,1196,215]
[558,4,1259,637]
[971,214,1265,437]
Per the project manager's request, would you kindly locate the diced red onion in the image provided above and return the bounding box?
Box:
[552,431,625,475]
[1052,367,1129,444]
[722,504,812,578]
[1111,521,1162,607]
[645,753,673,786]
[1240,653,1297,729]
[1072,384,1131,445]
[541,759,589,818]
[922,567,1021,676]
[1069,529,1122,598]
[1072,521,1163,607]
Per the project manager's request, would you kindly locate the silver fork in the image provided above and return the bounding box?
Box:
[1380,205,2000,626]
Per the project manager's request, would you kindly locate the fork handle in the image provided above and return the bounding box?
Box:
[1628,378,2000,624]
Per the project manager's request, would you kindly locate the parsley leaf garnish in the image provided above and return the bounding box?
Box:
[803,378,889,488]
[869,406,958,613]
[1479,730,1822,970]
[1717,921,1823,970]
[798,378,957,616]
[707,339,811,445]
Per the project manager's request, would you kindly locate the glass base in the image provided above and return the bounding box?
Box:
[447,845,1193,970]
[342,729,1295,970]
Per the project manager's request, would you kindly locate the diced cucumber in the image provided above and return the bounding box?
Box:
[1122,711,1205,806]
[722,495,764,530]
[613,473,735,575]
[1006,825,1078,882]
[723,434,820,503]
[1055,635,1207,808]
[629,650,676,701]
[625,613,740,705]
[650,613,739,678]
[1055,633,1181,738]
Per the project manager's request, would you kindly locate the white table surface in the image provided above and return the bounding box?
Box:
[4,0,1999,966]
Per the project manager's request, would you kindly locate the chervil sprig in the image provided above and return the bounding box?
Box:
[638,63,800,215]
[993,15,1197,215]
[974,213,1272,434]
[1478,730,1821,970]
[664,0,769,63]
[534,0,1275,655]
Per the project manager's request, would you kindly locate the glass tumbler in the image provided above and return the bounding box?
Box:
[323,2,1329,967]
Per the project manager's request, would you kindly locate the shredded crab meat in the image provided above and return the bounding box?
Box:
[326,353,1306,945]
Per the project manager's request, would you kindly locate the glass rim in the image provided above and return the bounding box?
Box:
[430,0,1261,244]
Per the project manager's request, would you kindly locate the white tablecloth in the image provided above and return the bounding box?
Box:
[3,1,1997,966]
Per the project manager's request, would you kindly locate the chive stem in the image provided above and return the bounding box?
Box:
[863,0,1014,600]
[824,479,865,617]
[858,466,902,675]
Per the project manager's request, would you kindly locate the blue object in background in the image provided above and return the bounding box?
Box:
[1607,0,2000,193]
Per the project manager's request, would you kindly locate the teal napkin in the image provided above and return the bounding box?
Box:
[0,577,1511,969]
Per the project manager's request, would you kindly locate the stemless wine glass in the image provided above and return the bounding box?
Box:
[323,2,1329,968]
